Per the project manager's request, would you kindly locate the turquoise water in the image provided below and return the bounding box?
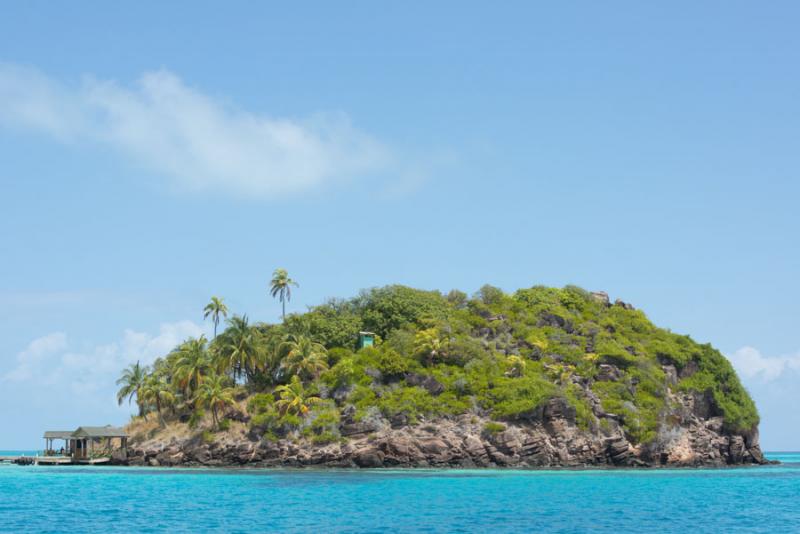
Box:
[0,453,797,533]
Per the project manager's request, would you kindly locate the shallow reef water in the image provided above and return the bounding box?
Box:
[0,452,797,533]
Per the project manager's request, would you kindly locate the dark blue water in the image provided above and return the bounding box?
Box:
[0,453,797,533]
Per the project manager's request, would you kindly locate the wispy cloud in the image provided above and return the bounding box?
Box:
[0,63,391,197]
[3,332,68,382]
[2,321,205,397]
[727,346,800,382]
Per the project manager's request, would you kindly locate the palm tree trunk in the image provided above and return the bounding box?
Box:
[157,399,164,427]
[212,406,219,430]
[282,298,286,322]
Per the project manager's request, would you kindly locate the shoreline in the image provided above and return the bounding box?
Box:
[1,460,782,472]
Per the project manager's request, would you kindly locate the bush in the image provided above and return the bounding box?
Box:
[679,345,759,432]
[188,409,205,430]
[321,358,358,390]
[375,347,411,378]
[374,386,438,424]
[476,284,505,306]
[302,404,341,443]
[483,421,506,435]
[286,301,363,349]
[484,373,557,420]
[358,285,450,337]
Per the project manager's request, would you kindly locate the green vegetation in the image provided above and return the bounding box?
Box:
[117,278,759,446]
[203,296,228,339]
[270,268,298,322]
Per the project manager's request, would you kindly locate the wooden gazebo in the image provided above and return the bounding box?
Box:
[43,431,74,456]
[42,425,128,462]
[71,426,128,460]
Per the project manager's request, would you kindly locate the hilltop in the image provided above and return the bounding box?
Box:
[118,284,764,468]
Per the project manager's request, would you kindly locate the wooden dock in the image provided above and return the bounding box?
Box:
[0,455,110,465]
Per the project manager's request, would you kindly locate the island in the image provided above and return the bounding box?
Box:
[114,283,764,468]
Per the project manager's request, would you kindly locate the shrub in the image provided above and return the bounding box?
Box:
[483,421,506,435]
[476,284,505,306]
[358,285,450,337]
[375,347,411,378]
[374,386,438,424]
[484,373,557,420]
[285,300,363,349]
[321,358,358,390]
[188,409,205,430]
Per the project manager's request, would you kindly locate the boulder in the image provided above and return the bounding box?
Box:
[596,364,621,382]
[538,312,574,333]
[613,299,635,310]
[542,397,577,423]
[354,448,385,468]
[405,373,445,396]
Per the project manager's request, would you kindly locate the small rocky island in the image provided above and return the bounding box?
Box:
[116,284,764,468]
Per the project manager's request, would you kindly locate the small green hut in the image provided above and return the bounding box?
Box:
[358,331,375,349]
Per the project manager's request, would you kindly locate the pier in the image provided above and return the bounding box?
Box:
[1,455,111,465]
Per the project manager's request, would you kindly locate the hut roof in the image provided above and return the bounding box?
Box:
[71,426,128,438]
[43,431,74,439]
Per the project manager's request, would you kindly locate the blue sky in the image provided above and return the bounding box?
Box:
[1,2,799,449]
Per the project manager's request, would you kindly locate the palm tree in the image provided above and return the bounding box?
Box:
[281,335,328,381]
[203,296,229,338]
[140,375,175,426]
[215,315,262,382]
[269,268,298,322]
[173,336,212,396]
[275,375,323,416]
[116,361,148,417]
[195,373,236,430]
[414,327,450,366]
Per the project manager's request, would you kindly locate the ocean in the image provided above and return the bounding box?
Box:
[0,452,797,533]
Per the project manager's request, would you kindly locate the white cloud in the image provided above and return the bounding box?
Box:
[0,63,391,197]
[3,332,67,382]
[727,346,800,382]
[2,321,205,396]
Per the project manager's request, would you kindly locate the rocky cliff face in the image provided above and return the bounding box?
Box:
[121,387,764,469]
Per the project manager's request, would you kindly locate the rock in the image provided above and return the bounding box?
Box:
[364,367,383,381]
[728,436,746,464]
[110,449,128,464]
[126,376,765,469]
[354,448,385,468]
[596,364,621,382]
[491,430,522,455]
[542,397,577,423]
[591,291,610,306]
[613,299,635,310]
[462,435,487,458]
[679,360,699,379]
[405,373,445,396]
[390,413,410,428]
[417,438,448,456]
[606,438,632,465]
[538,312,574,333]
[662,365,678,386]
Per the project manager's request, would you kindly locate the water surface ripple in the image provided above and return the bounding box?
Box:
[0,452,797,533]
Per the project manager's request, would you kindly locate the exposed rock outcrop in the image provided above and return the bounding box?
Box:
[119,392,765,469]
